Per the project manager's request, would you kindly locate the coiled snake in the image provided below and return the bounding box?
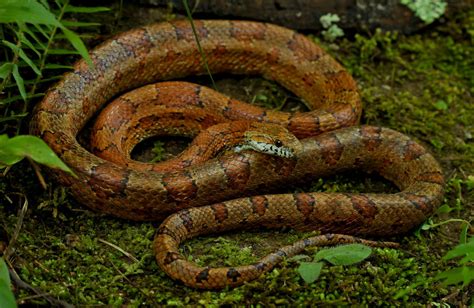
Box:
[30,20,444,289]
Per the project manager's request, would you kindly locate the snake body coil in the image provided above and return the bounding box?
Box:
[30,20,444,289]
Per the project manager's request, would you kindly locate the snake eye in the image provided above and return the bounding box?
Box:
[274,139,283,147]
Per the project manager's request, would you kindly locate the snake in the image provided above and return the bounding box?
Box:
[29,20,445,289]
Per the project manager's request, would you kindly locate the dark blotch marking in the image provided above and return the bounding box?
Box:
[287,32,323,61]
[163,251,182,265]
[230,21,266,41]
[196,267,210,283]
[41,130,73,157]
[295,193,315,217]
[330,102,358,127]
[275,250,287,257]
[162,171,198,203]
[178,209,194,232]
[274,157,297,177]
[325,233,335,240]
[194,85,205,107]
[360,126,383,151]
[156,225,179,241]
[250,196,269,216]
[288,113,321,138]
[253,262,266,271]
[403,141,426,161]
[302,73,315,88]
[92,138,121,155]
[88,164,130,199]
[303,238,312,246]
[117,27,154,58]
[266,48,280,65]
[317,133,343,166]
[226,268,242,282]
[219,154,251,190]
[351,194,378,219]
[211,43,228,59]
[211,203,229,223]
[174,20,208,42]
[403,193,431,212]
[105,97,135,133]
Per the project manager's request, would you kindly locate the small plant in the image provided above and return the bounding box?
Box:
[150,140,166,163]
[419,175,473,243]
[400,0,447,24]
[0,134,73,175]
[0,1,108,172]
[319,13,344,42]
[436,236,474,288]
[417,175,473,289]
[294,244,373,283]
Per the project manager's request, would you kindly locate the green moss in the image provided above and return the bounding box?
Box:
[1,6,473,307]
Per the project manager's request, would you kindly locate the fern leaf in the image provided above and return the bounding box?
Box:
[2,40,41,75]
[63,5,110,13]
[11,64,27,100]
[0,63,13,79]
[61,21,101,27]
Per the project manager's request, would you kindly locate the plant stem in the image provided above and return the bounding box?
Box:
[17,0,69,134]
[182,0,217,91]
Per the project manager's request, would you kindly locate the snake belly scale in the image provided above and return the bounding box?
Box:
[30,20,444,289]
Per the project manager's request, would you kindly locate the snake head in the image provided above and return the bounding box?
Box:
[234,122,302,158]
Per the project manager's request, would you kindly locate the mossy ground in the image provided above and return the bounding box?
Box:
[1,4,473,306]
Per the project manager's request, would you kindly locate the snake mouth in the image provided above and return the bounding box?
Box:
[233,140,295,158]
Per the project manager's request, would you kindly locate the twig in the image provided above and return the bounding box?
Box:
[27,157,47,189]
[98,238,139,262]
[8,266,73,308]
[1,165,11,176]
[3,196,28,260]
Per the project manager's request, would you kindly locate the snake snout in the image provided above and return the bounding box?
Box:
[242,123,303,158]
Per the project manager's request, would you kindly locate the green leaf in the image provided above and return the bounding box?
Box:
[61,21,101,27]
[0,258,16,308]
[60,27,92,66]
[0,113,28,123]
[0,93,44,105]
[15,29,41,57]
[0,135,26,165]
[38,0,50,10]
[46,48,80,55]
[0,63,13,79]
[0,0,61,26]
[18,24,46,50]
[435,204,453,214]
[297,262,323,283]
[63,5,110,13]
[443,238,474,261]
[54,33,96,40]
[32,23,50,40]
[2,40,41,75]
[43,63,73,70]
[435,266,474,287]
[11,64,27,101]
[315,244,372,266]
[0,134,75,176]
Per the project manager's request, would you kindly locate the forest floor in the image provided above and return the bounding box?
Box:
[1,3,473,306]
